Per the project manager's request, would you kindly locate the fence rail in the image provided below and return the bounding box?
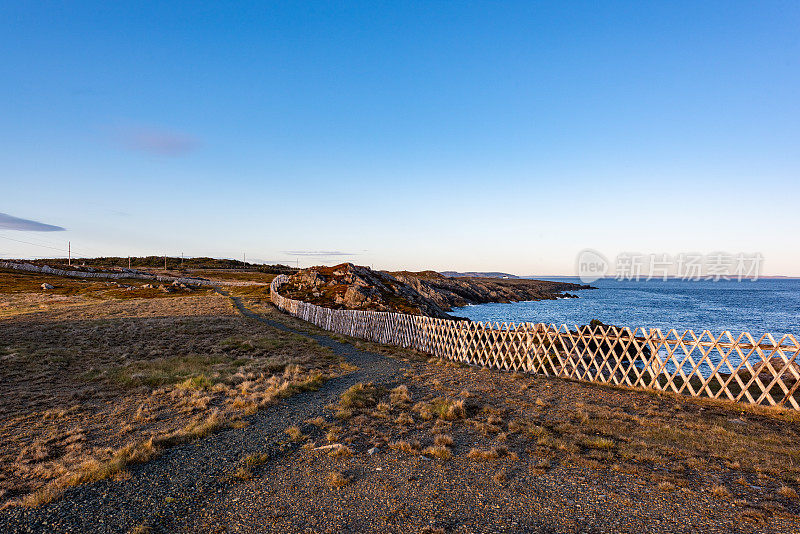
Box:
[270,275,800,410]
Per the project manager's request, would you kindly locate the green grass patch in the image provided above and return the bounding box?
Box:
[176,374,215,390]
[339,383,380,409]
[110,354,230,388]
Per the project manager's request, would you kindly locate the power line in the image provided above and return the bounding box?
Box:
[0,234,68,252]
[0,232,69,249]
[0,234,96,258]
[0,232,102,256]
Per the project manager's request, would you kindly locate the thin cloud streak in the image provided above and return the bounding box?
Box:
[0,212,65,232]
[282,250,357,257]
[111,125,199,156]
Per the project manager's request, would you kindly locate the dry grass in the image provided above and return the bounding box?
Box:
[582,436,615,450]
[230,466,253,480]
[711,485,732,498]
[327,470,351,488]
[433,434,454,447]
[779,486,799,500]
[328,445,353,459]
[334,408,353,420]
[307,416,329,429]
[0,270,345,508]
[658,481,676,492]
[326,426,342,443]
[240,452,271,468]
[389,385,412,404]
[284,426,305,442]
[433,398,469,420]
[303,332,800,524]
[339,383,379,409]
[396,412,414,426]
[389,440,420,454]
[227,451,272,481]
[22,411,227,507]
[423,445,452,460]
[0,268,215,312]
[412,397,475,422]
[467,447,501,461]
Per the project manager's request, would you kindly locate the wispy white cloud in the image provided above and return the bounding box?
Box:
[110,124,199,156]
[0,212,65,232]
[246,258,292,265]
[283,250,357,257]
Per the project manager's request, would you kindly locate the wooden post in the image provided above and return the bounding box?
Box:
[68,241,71,266]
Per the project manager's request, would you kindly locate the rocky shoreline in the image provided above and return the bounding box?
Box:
[278,263,594,319]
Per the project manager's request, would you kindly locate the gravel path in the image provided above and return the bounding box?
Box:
[0,293,407,534]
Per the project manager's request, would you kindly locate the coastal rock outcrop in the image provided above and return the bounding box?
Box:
[280,263,453,318]
[278,263,593,318]
[391,271,593,311]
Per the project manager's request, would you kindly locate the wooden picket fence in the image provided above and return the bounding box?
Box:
[270,275,800,410]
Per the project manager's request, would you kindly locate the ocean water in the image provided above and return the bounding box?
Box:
[451,278,800,339]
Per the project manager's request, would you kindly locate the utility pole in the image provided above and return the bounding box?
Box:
[164,254,167,271]
[68,241,71,266]
[181,253,184,269]
[243,252,246,268]
[128,256,131,269]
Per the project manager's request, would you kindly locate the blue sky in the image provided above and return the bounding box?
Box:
[1,1,798,274]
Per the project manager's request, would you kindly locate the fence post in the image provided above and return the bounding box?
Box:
[525,323,534,373]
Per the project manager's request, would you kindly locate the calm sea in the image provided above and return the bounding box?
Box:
[451,278,800,338]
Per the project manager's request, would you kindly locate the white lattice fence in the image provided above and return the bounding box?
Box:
[270,275,800,410]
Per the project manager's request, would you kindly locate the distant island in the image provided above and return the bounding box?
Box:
[440,271,519,279]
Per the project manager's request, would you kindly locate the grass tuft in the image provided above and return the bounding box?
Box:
[389,440,420,454]
[328,445,353,458]
[433,434,454,447]
[582,436,615,450]
[284,425,305,442]
[467,447,501,461]
[339,383,379,409]
[711,484,732,498]
[658,481,676,492]
[176,374,215,390]
[327,470,351,488]
[390,384,412,404]
[423,445,452,460]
